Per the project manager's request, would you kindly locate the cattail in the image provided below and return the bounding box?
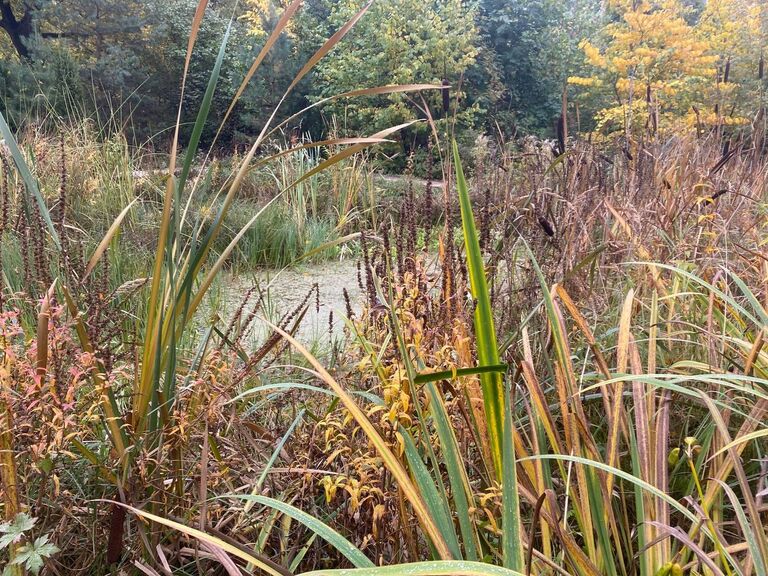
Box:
[106,499,126,564]
[537,214,555,238]
[723,56,731,84]
[556,115,566,157]
[441,79,450,119]
[722,139,730,159]
[709,189,728,202]
[759,50,764,80]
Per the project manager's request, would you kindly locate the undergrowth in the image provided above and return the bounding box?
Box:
[0,1,766,575]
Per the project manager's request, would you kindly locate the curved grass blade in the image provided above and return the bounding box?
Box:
[84,200,137,278]
[400,427,462,559]
[185,122,416,323]
[224,494,374,568]
[177,20,232,197]
[114,502,286,576]
[713,480,767,576]
[220,0,303,128]
[265,84,444,142]
[243,409,305,513]
[519,454,718,542]
[300,561,525,576]
[454,140,522,567]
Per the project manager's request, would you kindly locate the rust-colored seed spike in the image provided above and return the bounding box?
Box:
[57,132,67,237]
[343,288,354,319]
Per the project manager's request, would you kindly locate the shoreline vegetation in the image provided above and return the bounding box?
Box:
[0,0,767,574]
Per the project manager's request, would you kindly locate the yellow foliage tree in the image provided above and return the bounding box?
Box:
[569,0,718,134]
[694,0,766,127]
[241,0,293,40]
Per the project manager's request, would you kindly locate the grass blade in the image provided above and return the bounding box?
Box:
[452,139,504,478]
[227,494,374,568]
[116,502,287,576]
[502,380,524,572]
[300,561,525,576]
[84,200,137,278]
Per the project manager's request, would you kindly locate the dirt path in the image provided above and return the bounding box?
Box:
[378,173,446,189]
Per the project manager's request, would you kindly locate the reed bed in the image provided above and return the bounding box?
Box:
[0,1,766,574]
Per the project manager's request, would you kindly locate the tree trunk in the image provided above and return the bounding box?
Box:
[0,1,33,59]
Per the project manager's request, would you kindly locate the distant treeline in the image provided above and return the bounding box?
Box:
[0,0,765,151]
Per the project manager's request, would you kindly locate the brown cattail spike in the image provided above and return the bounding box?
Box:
[441,79,450,119]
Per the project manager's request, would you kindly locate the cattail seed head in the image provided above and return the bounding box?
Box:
[441,79,450,119]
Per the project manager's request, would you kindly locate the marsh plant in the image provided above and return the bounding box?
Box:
[0,0,766,575]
